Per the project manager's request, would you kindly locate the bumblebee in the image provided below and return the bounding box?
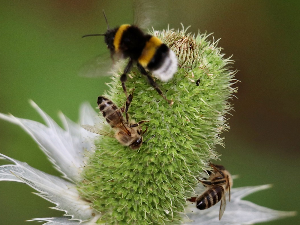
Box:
[83,11,177,104]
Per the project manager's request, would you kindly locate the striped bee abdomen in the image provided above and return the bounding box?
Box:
[188,164,232,220]
[96,95,147,149]
[196,185,224,210]
[97,96,123,128]
[147,44,177,82]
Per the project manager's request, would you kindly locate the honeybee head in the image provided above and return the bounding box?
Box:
[129,137,143,150]
[129,126,150,150]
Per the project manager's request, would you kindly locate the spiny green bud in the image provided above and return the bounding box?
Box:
[77,27,237,224]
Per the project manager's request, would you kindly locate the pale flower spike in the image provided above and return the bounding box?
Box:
[0,101,295,224]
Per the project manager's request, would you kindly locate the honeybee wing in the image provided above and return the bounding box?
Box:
[228,178,231,202]
[219,189,227,220]
[116,115,132,137]
[81,125,114,138]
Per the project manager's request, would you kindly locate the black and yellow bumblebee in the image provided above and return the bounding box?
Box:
[82,9,177,104]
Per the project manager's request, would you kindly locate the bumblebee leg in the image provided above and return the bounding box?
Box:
[120,59,134,98]
[137,63,173,105]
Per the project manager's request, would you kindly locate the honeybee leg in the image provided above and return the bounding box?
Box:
[142,126,148,135]
[187,197,197,202]
[124,92,134,123]
[130,120,149,128]
[137,120,149,125]
[226,175,231,201]
[121,90,134,112]
[137,63,173,105]
[204,169,212,176]
[200,179,226,186]
[199,179,213,187]
[209,163,225,178]
[120,59,134,97]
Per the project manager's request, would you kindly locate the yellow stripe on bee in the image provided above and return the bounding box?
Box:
[138,36,163,67]
[113,24,130,52]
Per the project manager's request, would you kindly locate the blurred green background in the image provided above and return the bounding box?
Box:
[0,0,299,224]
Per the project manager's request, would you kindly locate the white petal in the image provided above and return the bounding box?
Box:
[29,217,101,225]
[0,154,97,222]
[29,217,82,225]
[0,100,97,182]
[57,111,97,165]
[78,102,102,126]
[78,101,107,133]
[183,185,296,225]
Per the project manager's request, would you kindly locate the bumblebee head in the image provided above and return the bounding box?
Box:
[82,10,116,52]
[104,29,117,52]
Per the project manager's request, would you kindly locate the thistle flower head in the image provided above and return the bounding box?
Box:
[76,27,237,224]
[0,27,296,224]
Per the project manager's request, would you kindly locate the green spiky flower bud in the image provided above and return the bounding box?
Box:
[77,27,237,224]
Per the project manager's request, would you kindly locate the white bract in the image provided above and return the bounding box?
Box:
[0,102,295,224]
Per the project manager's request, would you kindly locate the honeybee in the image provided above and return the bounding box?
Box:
[188,163,233,220]
[82,8,177,105]
[97,93,148,149]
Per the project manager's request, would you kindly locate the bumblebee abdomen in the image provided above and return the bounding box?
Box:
[139,37,178,82]
[138,36,163,67]
[196,186,224,210]
[146,44,169,69]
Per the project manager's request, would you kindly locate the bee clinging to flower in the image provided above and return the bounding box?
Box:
[82,8,177,105]
[188,163,233,220]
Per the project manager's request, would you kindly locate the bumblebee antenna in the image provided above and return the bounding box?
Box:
[82,10,109,38]
[102,10,110,30]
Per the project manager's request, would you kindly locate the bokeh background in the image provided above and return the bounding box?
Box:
[0,0,299,224]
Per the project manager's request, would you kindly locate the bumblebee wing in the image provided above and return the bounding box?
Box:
[133,0,161,30]
[78,53,113,78]
[219,190,226,220]
[78,53,125,78]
